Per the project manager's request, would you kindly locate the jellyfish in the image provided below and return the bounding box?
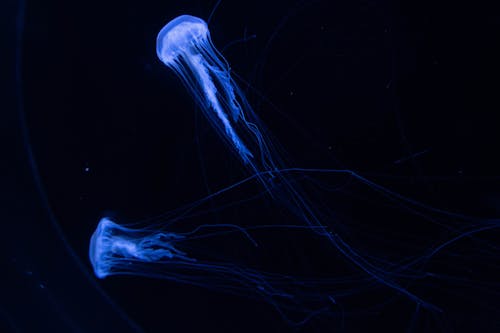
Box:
[89,14,500,327]
[89,217,194,279]
[156,15,278,183]
[89,216,350,324]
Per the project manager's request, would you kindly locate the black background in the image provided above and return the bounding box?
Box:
[3,0,500,332]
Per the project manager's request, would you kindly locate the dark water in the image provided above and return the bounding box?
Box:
[2,0,500,332]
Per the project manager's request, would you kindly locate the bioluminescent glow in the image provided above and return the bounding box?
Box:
[156,15,277,178]
[89,14,499,325]
[90,215,350,322]
[90,217,193,279]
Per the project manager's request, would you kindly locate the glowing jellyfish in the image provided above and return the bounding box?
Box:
[89,216,343,323]
[156,15,278,181]
[89,14,499,326]
[90,217,194,279]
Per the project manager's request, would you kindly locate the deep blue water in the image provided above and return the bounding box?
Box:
[2,0,500,332]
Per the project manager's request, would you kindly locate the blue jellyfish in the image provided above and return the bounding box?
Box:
[89,216,344,324]
[156,15,278,184]
[90,217,194,279]
[89,14,499,326]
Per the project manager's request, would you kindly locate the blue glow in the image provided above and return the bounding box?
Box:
[89,14,500,325]
[90,217,193,279]
[89,216,344,323]
[156,15,274,173]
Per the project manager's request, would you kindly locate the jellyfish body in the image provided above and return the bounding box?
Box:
[157,15,277,176]
[90,217,192,279]
[89,216,350,323]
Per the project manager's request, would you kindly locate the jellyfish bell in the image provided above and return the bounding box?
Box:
[89,217,141,279]
[89,217,116,279]
[156,15,209,65]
